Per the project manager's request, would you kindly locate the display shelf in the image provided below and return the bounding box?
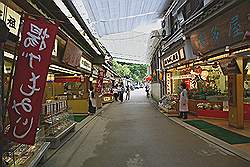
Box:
[3,129,48,167]
[42,100,76,149]
[45,122,76,149]
[43,107,68,120]
[26,142,50,167]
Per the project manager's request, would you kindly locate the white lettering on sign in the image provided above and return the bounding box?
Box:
[12,97,34,139]
[19,72,40,97]
[80,57,92,72]
[24,23,50,51]
[22,52,41,69]
[163,48,185,67]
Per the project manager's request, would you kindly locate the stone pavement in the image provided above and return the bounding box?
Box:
[41,89,250,167]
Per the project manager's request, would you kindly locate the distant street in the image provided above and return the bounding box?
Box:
[42,89,250,167]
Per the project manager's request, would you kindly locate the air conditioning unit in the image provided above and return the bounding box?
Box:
[161,16,171,38]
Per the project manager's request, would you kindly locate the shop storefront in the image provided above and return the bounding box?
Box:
[184,0,250,128]
[0,1,52,166]
[60,39,92,114]
[160,39,195,113]
[0,0,95,165]
[102,69,114,104]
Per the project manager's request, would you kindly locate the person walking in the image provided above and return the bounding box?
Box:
[145,85,150,97]
[125,85,130,100]
[113,84,119,101]
[88,86,96,114]
[179,82,188,119]
[118,84,125,103]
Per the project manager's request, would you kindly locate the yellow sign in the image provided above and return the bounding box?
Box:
[104,97,110,101]
[0,3,4,20]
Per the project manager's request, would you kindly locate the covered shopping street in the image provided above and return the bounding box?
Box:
[42,89,250,167]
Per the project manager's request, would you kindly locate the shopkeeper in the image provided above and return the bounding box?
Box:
[179,82,189,119]
[88,86,97,114]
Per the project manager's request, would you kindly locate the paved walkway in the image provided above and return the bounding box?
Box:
[42,89,250,167]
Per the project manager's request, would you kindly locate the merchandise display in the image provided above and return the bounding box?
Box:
[197,103,223,110]
[159,95,179,111]
[3,129,48,167]
[42,100,75,137]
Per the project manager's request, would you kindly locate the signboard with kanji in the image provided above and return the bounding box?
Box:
[5,16,58,145]
[0,2,21,36]
[96,68,104,93]
[190,1,250,56]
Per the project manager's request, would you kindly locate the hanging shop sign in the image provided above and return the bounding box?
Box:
[52,38,58,57]
[228,75,236,107]
[80,57,92,72]
[0,3,4,20]
[166,73,171,94]
[163,48,185,67]
[0,2,21,36]
[92,65,99,76]
[219,58,241,75]
[96,67,104,93]
[63,39,82,67]
[5,16,58,145]
[190,1,250,56]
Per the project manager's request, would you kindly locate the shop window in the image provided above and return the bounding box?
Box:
[244,58,250,102]
[188,64,227,100]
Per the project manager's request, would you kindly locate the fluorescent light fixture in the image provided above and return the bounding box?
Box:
[53,0,101,55]
[4,51,16,60]
[49,64,81,74]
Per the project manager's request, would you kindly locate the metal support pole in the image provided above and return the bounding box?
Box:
[0,19,9,167]
[0,45,4,167]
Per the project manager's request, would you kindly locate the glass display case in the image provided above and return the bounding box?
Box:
[3,129,50,167]
[41,100,76,148]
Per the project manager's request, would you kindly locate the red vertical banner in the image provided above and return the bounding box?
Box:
[5,16,58,145]
[96,68,104,93]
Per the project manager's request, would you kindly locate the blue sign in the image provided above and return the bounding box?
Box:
[229,15,244,38]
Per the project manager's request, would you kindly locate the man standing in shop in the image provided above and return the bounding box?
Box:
[88,86,96,115]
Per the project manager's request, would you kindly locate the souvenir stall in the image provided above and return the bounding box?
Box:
[187,61,229,119]
[101,69,114,104]
[1,2,56,165]
[185,0,250,127]
[102,79,113,104]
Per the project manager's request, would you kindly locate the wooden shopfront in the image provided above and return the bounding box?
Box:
[186,0,250,128]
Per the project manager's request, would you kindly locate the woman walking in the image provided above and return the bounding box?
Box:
[179,82,188,119]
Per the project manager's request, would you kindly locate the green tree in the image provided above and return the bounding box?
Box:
[112,60,147,82]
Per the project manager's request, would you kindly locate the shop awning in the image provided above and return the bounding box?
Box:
[54,76,82,83]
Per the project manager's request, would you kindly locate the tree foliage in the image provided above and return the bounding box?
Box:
[112,60,147,82]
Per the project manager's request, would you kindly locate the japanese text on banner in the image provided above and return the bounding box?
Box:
[5,16,58,145]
